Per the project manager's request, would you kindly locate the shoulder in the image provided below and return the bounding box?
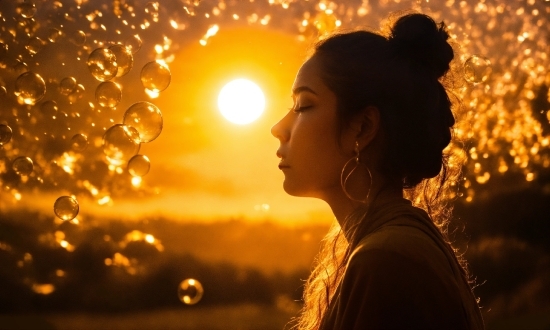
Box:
[332,217,468,329]
[352,217,454,275]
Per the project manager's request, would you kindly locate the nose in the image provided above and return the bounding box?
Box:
[270,112,290,142]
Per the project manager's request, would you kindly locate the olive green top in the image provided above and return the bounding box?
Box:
[320,200,485,330]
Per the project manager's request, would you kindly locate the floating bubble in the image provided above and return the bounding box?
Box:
[68,84,85,104]
[123,102,163,143]
[0,124,13,145]
[145,2,160,18]
[87,48,118,81]
[70,134,88,152]
[41,100,58,118]
[12,156,33,176]
[127,155,150,177]
[464,55,492,84]
[54,196,79,221]
[14,72,46,105]
[71,30,87,46]
[13,61,29,75]
[0,86,6,98]
[25,37,44,55]
[177,279,203,305]
[95,81,121,108]
[47,28,62,42]
[109,44,134,77]
[141,61,171,93]
[17,1,37,19]
[103,124,141,166]
[125,34,142,54]
[59,77,77,95]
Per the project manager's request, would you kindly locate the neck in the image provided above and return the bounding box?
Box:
[326,180,404,232]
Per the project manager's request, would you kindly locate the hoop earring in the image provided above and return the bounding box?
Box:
[340,141,372,203]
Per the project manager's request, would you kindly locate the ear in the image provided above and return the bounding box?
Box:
[351,106,380,150]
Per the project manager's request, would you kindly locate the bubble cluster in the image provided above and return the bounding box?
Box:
[87,48,118,82]
[177,278,204,305]
[14,72,46,105]
[95,81,122,108]
[103,125,141,166]
[140,61,171,93]
[53,196,79,221]
[12,156,33,176]
[128,155,151,177]
[123,102,163,143]
[0,124,12,146]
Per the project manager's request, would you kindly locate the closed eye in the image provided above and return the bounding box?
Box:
[289,105,312,113]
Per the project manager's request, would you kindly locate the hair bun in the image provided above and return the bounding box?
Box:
[389,13,454,79]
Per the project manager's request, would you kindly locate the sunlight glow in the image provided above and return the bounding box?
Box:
[218,79,265,125]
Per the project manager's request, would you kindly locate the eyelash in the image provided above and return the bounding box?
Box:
[289,106,312,113]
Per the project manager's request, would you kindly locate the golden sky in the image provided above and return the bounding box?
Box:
[115,27,334,224]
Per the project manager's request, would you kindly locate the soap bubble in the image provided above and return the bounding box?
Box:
[71,30,87,46]
[0,124,13,146]
[13,61,29,75]
[70,134,88,152]
[41,100,58,118]
[0,86,6,98]
[95,81,122,108]
[145,2,160,19]
[141,61,171,93]
[54,196,79,221]
[177,279,203,305]
[17,1,37,19]
[12,156,34,176]
[103,124,141,166]
[464,55,492,84]
[125,34,142,55]
[14,72,46,105]
[108,44,133,77]
[25,37,44,55]
[68,84,85,104]
[87,48,118,81]
[47,28,62,42]
[123,102,163,143]
[59,77,77,95]
[128,155,150,177]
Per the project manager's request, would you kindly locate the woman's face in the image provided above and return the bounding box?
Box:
[271,56,354,200]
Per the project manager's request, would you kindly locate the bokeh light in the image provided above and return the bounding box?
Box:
[177,278,204,305]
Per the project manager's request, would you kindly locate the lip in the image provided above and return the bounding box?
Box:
[278,161,290,170]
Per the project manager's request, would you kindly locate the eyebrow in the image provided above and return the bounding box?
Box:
[292,86,317,96]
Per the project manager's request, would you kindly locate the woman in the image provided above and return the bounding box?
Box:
[271,13,485,330]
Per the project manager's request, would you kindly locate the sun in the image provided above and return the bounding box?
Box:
[218,79,265,125]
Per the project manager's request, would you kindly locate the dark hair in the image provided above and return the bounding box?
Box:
[293,13,462,330]
[313,13,455,188]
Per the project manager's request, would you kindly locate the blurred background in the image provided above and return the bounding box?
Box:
[0,0,549,329]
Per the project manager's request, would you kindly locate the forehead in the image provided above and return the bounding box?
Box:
[292,56,327,94]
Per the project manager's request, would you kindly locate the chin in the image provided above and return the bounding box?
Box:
[282,180,314,198]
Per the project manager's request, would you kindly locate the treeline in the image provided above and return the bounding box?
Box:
[0,211,307,313]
